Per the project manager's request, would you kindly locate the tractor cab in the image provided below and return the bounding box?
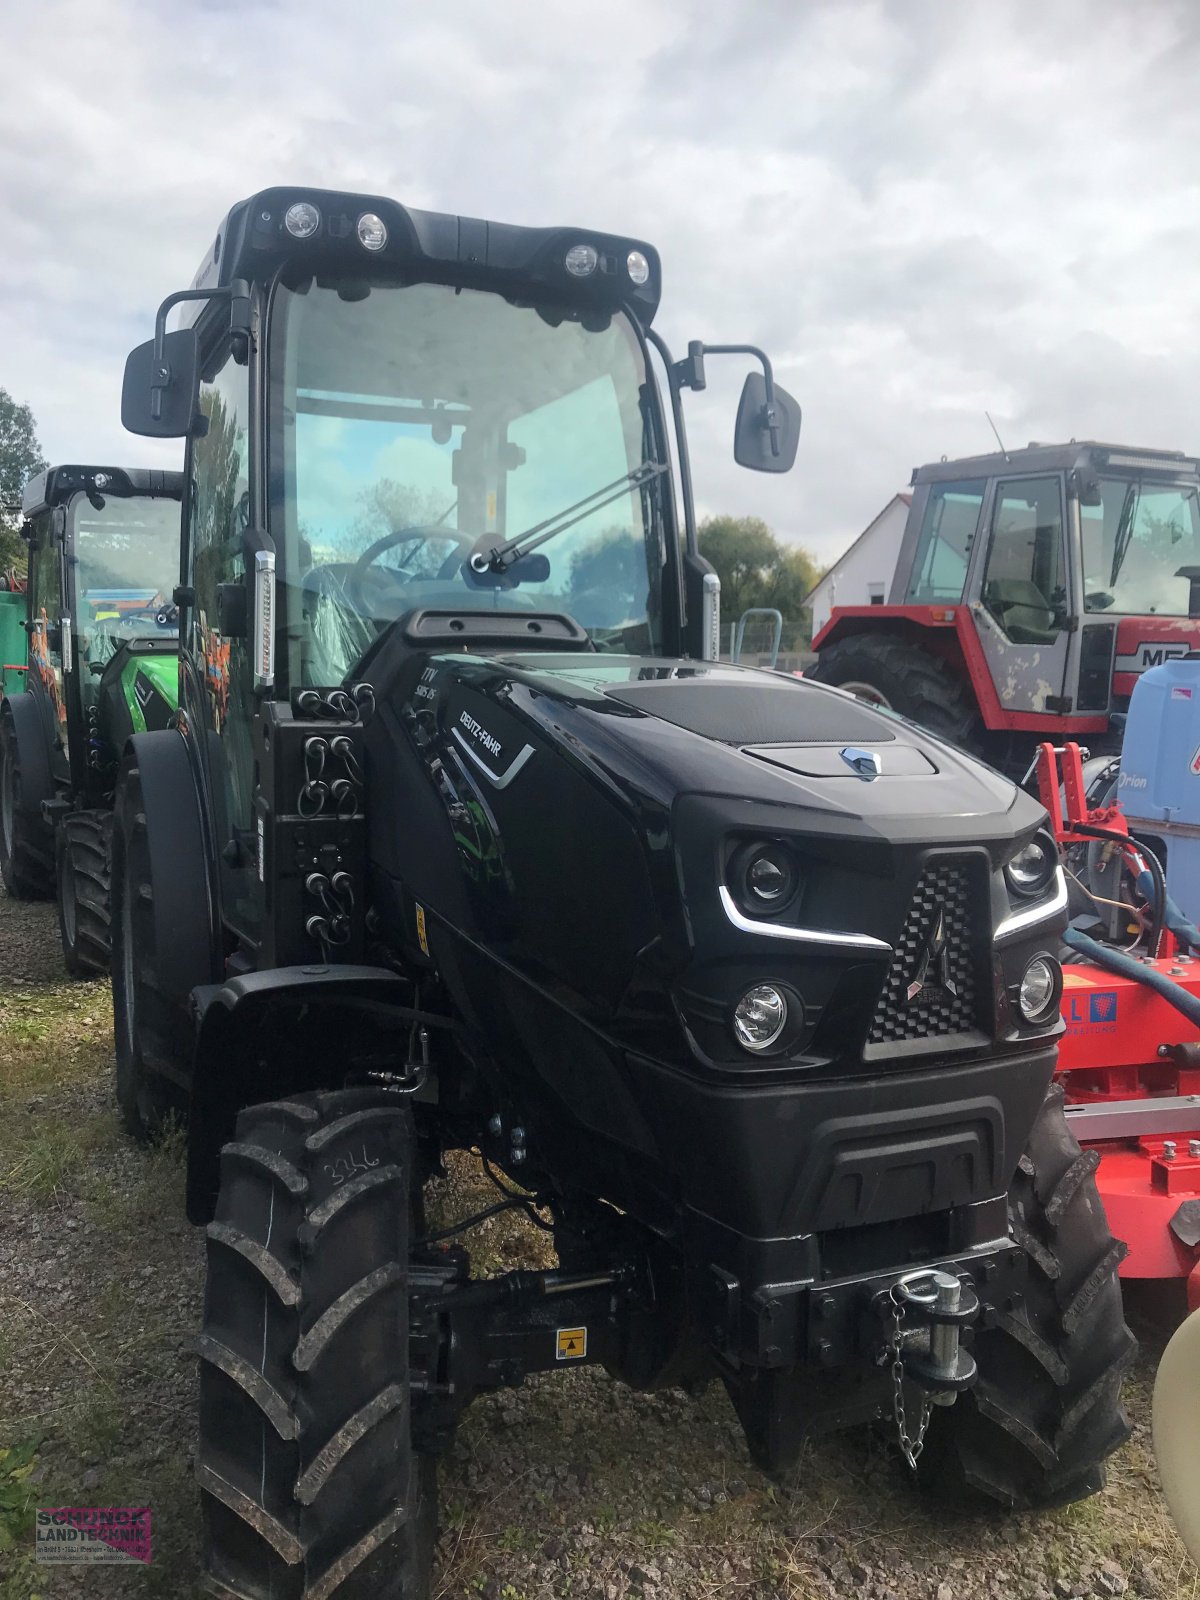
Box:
[19,465,183,802]
[812,441,1200,771]
[117,185,799,964]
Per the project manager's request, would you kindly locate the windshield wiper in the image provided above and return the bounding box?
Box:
[469,462,668,576]
[1109,479,1142,588]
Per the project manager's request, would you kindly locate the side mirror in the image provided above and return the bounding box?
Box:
[121,328,200,438]
[734,373,801,473]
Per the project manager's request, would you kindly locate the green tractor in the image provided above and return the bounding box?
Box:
[0,465,182,974]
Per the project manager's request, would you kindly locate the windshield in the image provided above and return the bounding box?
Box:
[69,492,180,676]
[1081,477,1200,615]
[270,276,669,686]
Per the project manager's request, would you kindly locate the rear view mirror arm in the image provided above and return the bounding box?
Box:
[149,281,251,422]
[674,341,782,460]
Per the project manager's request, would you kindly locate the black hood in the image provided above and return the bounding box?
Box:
[481,654,1026,844]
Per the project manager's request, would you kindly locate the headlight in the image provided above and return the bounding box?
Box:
[627,249,651,285]
[1005,834,1057,898]
[284,201,321,239]
[1017,955,1062,1024]
[730,841,800,915]
[357,212,388,251]
[732,985,788,1051]
[564,242,599,277]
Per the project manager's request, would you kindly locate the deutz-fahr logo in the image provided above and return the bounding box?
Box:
[905,908,957,1005]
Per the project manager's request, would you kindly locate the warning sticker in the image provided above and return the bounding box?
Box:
[556,1327,587,1361]
[415,904,429,956]
[1191,747,1200,776]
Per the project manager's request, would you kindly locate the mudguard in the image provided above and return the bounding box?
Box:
[185,964,453,1222]
[4,689,55,818]
[123,729,216,1001]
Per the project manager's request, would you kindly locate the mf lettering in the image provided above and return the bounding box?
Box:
[1066,992,1118,1031]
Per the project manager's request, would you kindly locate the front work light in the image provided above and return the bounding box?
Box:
[627,250,650,285]
[1017,955,1061,1024]
[564,242,599,278]
[285,201,321,239]
[732,984,788,1051]
[357,212,387,251]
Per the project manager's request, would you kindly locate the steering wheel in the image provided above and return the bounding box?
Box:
[346,525,474,615]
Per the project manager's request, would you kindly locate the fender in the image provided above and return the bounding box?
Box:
[123,729,217,1002]
[185,964,455,1222]
[3,690,55,816]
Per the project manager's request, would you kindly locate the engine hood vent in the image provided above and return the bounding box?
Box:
[604,679,897,746]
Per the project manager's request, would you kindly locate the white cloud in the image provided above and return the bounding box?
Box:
[2,0,1198,567]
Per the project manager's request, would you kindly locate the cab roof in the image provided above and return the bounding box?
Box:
[185,185,662,327]
[22,465,184,518]
[911,440,1200,486]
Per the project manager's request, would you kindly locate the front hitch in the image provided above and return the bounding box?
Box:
[886,1269,981,1395]
[878,1268,981,1467]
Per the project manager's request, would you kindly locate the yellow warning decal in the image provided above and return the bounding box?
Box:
[415,904,429,956]
[556,1327,587,1361]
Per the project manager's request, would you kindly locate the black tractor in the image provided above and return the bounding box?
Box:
[0,465,181,974]
[117,187,1133,1600]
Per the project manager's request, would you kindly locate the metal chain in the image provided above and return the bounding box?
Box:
[887,1290,932,1469]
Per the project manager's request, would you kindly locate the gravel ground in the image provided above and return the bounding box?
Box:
[0,889,1196,1600]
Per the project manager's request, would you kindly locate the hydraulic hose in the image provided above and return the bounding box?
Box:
[1063,926,1200,1031]
[1068,821,1166,957]
[1135,870,1200,955]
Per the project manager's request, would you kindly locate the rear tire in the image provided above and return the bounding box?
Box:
[811,634,983,755]
[57,811,112,977]
[199,1089,437,1600]
[0,710,53,899]
[917,1083,1136,1508]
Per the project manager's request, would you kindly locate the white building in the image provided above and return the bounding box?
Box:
[807,493,911,636]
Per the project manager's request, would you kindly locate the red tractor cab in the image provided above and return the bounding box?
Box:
[811,441,1200,773]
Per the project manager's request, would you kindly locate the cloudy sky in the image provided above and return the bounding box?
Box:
[2,0,1198,568]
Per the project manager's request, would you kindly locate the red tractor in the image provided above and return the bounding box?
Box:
[811,441,1200,773]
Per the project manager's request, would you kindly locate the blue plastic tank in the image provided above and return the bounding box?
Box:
[1119,654,1200,922]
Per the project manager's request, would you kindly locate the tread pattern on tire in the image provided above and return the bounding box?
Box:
[57,810,112,976]
[810,634,982,753]
[918,1083,1136,1510]
[198,1089,435,1600]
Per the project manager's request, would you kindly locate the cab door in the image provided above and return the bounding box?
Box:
[26,509,71,784]
[971,474,1072,714]
[179,327,260,947]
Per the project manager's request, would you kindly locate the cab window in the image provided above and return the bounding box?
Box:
[982,477,1065,643]
[905,482,985,603]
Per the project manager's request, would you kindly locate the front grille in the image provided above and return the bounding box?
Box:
[869,859,982,1045]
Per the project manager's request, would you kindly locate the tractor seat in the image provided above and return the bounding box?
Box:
[984,578,1058,644]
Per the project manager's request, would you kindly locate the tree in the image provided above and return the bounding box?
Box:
[698,515,822,649]
[0,389,47,574]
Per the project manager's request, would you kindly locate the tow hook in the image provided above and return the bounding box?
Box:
[877,1268,981,1469]
[886,1269,981,1397]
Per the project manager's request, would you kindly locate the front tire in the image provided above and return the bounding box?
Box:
[810,634,983,755]
[917,1083,1136,1508]
[56,811,112,977]
[199,1090,437,1600]
[0,709,53,899]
